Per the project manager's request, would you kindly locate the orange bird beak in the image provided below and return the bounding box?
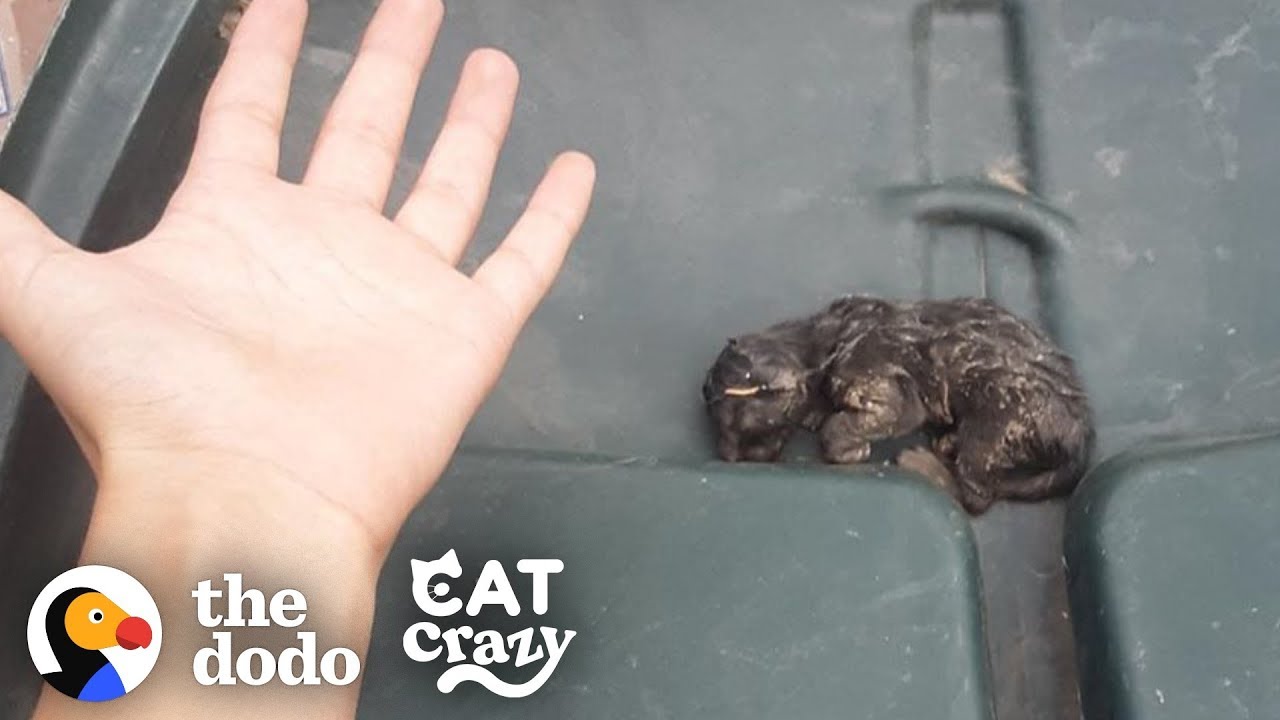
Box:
[115,616,152,650]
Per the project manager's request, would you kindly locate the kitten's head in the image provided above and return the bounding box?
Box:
[703,335,824,462]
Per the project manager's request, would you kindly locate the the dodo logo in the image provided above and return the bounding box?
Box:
[27,566,161,702]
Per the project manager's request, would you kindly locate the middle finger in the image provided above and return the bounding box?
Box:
[303,0,444,209]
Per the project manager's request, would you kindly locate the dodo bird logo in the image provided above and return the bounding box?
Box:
[27,566,162,702]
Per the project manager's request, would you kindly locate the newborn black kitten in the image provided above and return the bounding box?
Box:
[703,295,1093,514]
[821,297,1092,514]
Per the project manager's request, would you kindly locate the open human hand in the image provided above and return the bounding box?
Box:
[0,0,595,556]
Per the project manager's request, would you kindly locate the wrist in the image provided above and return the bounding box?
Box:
[42,455,384,719]
[94,446,387,566]
[91,422,436,553]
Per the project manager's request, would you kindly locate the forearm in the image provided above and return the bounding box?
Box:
[34,454,383,720]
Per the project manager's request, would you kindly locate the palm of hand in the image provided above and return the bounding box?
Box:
[0,0,594,549]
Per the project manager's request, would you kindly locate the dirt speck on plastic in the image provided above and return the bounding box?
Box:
[218,0,252,40]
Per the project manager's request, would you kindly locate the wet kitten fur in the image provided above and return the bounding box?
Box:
[703,296,1093,514]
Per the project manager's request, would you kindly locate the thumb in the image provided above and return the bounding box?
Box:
[0,189,80,356]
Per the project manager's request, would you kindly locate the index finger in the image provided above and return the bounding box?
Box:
[189,0,309,174]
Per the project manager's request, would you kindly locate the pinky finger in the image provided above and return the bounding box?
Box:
[472,152,596,332]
